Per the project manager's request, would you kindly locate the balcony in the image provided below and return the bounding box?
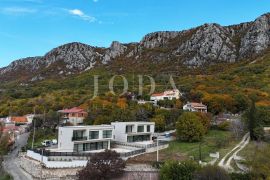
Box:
[72,136,88,141]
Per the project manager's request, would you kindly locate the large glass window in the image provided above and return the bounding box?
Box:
[137,125,144,132]
[89,131,99,140]
[126,125,133,133]
[103,130,112,138]
[127,135,150,142]
[72,130,86,141]
[74,144,84,152]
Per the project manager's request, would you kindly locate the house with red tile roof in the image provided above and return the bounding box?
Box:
[150,89,181,103]
[58,107,88,125]
[11,116,28,124]
[183,102,207,113]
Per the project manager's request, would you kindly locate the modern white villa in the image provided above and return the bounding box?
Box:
[57,125,114,152]
[183,102,208,113]
[111,122,155,143]
[150,89,181,102]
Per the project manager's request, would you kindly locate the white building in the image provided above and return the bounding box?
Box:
[111,122,155,143]
[150,89,181,102]
[183,102,207,113]
[57,125,114,152]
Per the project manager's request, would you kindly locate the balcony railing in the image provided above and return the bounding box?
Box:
[72,136,88,141]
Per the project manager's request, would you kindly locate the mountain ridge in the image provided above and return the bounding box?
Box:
[1,12,270,83]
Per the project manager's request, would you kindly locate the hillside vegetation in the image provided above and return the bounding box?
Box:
[0,50,269,117]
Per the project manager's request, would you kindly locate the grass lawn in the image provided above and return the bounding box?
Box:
[128,129,240,164]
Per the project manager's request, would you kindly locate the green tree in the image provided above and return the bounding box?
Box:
[233,93,249,113]
[151,115,166,132]
[246,100,264,141]
[160,160,199,180]
[176,112,205,142]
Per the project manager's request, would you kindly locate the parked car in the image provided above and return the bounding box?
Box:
[52,139,58,145]
[41,140,52,147]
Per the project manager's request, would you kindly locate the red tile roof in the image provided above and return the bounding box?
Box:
[11,117,28,123]
[151,93,164,97]
[58,107,87,114]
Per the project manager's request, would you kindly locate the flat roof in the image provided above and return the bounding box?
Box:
[111,122,155,125]
[59,125,114,129]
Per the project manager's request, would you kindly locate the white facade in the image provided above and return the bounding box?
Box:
[150,89,181,102]
[111,122,155,143]
[58,125,114,152]
[183,102,207,113]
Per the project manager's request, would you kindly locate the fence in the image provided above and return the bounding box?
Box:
[113,140,169,149]
[32,148,146,159]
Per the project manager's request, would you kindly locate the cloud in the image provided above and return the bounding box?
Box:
[0,7,37,15]
[68,9,96,22]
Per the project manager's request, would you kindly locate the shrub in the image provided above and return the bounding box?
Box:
[77,150,126,180]
[194,165,230,180]
[160,160,199,180]
[218,121,231,131]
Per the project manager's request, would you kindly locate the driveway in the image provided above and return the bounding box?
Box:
[3,133,33,180]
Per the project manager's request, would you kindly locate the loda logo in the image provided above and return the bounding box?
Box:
[91,75,178,99]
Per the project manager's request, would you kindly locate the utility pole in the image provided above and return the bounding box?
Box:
[157,138,159,162]
[31,107,36,149]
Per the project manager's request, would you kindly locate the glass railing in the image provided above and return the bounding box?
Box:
[72,136,87,141]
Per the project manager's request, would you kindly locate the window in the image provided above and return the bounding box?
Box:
[84,143,91,151]
[127,135,150,143]
[126,125,133,133]
[74,144,83,152]
[72,130,87,141]
[137,125,144,132]
[103,141,108,149]
[89,131,99,139]
[103,130,112,138]
[147,125,151,132]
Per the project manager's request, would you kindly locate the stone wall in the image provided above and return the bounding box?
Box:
[20,155,81,179]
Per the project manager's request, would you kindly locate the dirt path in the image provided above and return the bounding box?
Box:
[218,133,250,172]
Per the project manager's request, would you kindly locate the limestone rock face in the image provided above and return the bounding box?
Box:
[175,24,237,66]
[140,31,179,48]
[239,14,270,58]
[103,41,127,63]
[43,42,101,70]
[1,13,270,82]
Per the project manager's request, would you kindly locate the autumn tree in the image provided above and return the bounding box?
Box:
[195,112,211,133]
[176,112,205,142]
[77,150,126,180]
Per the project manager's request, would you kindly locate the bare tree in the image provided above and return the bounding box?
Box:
[230,119,245,139]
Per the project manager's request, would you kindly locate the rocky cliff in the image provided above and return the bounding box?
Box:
[1,13,270,82]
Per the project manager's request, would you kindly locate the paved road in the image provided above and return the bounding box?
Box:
[3,133,33,180]
[218,133,250,172]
